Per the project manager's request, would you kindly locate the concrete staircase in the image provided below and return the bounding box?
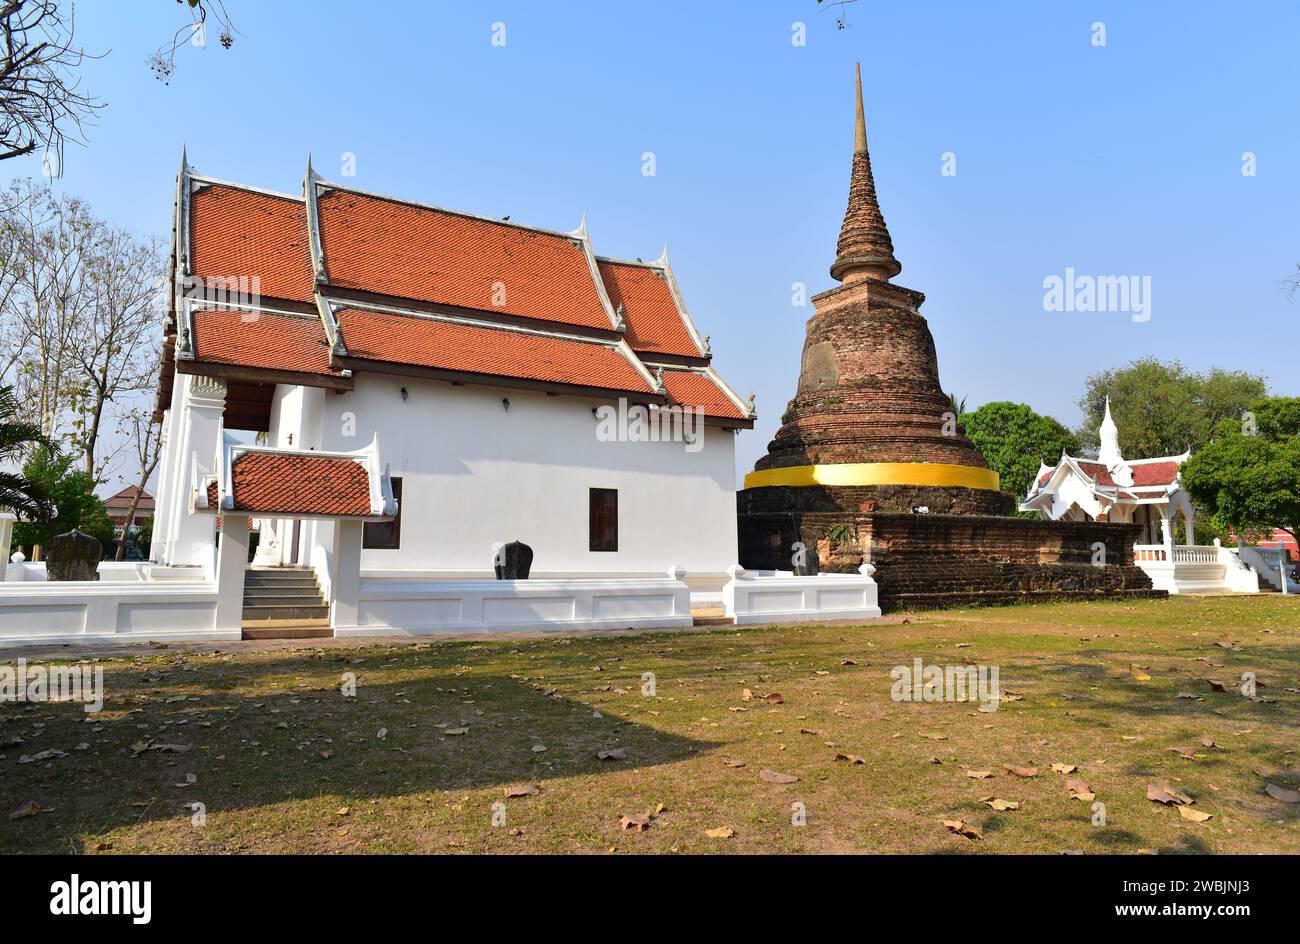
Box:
[241,567,332,639]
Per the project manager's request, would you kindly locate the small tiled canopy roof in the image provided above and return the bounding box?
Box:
[1075,460,1180,488]
[208,452,375,517]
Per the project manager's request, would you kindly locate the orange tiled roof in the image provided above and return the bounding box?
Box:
[1075,460,1180,488]
[659,368,746,420]
[317,188,613,330]
[597,260,701,358]
[208,452,373,517]
[189,184,315,303]
[335,307,653,393]
[190,308,338,376]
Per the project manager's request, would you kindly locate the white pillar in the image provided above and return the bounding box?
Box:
[167,374,227,570]
[0,513,13,581]
[214,514,249,632]
[330,520,364,629]
[152,373,188,563]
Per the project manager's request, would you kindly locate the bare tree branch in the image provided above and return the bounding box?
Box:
[0,0,103,176]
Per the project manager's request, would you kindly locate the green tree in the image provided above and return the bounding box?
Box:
[0,383,51,518]
[1181,396,1300,547]
[11,445,114,556]
[958,401,1080,504]
[1077,359,1266,458]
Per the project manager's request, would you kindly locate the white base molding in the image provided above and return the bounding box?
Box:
[333,569,694,636]
[723,565,882,625]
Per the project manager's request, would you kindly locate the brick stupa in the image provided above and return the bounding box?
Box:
[742,64,1015,518]
[736,67,1158,610]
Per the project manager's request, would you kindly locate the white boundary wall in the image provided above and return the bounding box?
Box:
[724,565,881,625]
[0,581,240,647]
[333,568,694,637]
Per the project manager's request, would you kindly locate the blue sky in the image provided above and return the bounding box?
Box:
[8,0,1298,483]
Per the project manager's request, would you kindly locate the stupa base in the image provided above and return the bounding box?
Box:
[736,505,1158,613]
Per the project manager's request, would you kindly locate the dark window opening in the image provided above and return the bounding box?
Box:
[364,477,403,549]
[589,487,618,552]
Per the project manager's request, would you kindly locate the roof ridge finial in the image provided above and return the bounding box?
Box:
[829,62,902,285]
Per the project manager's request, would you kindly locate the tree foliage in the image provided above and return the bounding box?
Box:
[958,401,1079,503]
[1181,397,1300,544]
[0,381,49,517]
[10,443,113,553]
[1077,359,1266,459]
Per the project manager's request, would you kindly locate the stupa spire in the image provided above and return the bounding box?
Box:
[829,63,901,284]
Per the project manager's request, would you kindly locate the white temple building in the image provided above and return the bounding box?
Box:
[0,154,880,645]
[1021,399,1259,594]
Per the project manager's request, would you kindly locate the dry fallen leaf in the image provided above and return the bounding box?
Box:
[1204,678,1228,692]
[1168,745,1200,760]
[759,769,800,784]
[1066,778,1096,801]
[1147,782,1193,806]
[704,826,734,839]
[597,748,627,761]
[8,801,39,821]
[966,769,993,780]
[942,819,982,841]
[1129,664,1152,682]
[1003,764,1038,778]
[504,783,541,798]
[761,693,785,705]
[724,759,746,768]
[1178,806,1212,823]
[834,753,865,765]
[984,798,1021,811]
[741,688,753,701]
[1050,763,1077,774]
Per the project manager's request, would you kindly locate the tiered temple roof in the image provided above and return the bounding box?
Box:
[159,153,752,428]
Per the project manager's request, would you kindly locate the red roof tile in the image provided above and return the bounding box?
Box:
[317,189,612,330]
[191,308,338,376]
[1076,460,1179,488]
[597,261,701,357]
[659,368,746,420]
[189,185,314,303]
[335,308,652,393]
[209,453,373,517]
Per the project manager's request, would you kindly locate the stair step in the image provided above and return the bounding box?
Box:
[245,572,319,584]
[242,592,327,607]
[241,618,332,640]
[241,604,330,621]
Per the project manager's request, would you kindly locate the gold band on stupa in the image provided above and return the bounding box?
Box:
[743,462,1001,491]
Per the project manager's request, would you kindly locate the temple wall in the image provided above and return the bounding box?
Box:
[315,374,740,582]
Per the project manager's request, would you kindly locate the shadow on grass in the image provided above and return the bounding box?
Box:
[0,647,716,853]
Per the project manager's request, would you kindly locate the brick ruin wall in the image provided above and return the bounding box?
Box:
[737,504,1162,612]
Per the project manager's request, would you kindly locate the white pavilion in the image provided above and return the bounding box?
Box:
[1020,399,1259,594]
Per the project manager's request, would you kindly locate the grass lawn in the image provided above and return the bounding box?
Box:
[2,595,1298,854]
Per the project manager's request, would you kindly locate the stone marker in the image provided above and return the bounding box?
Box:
[494,540,533,580]
[46,528,101,582]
